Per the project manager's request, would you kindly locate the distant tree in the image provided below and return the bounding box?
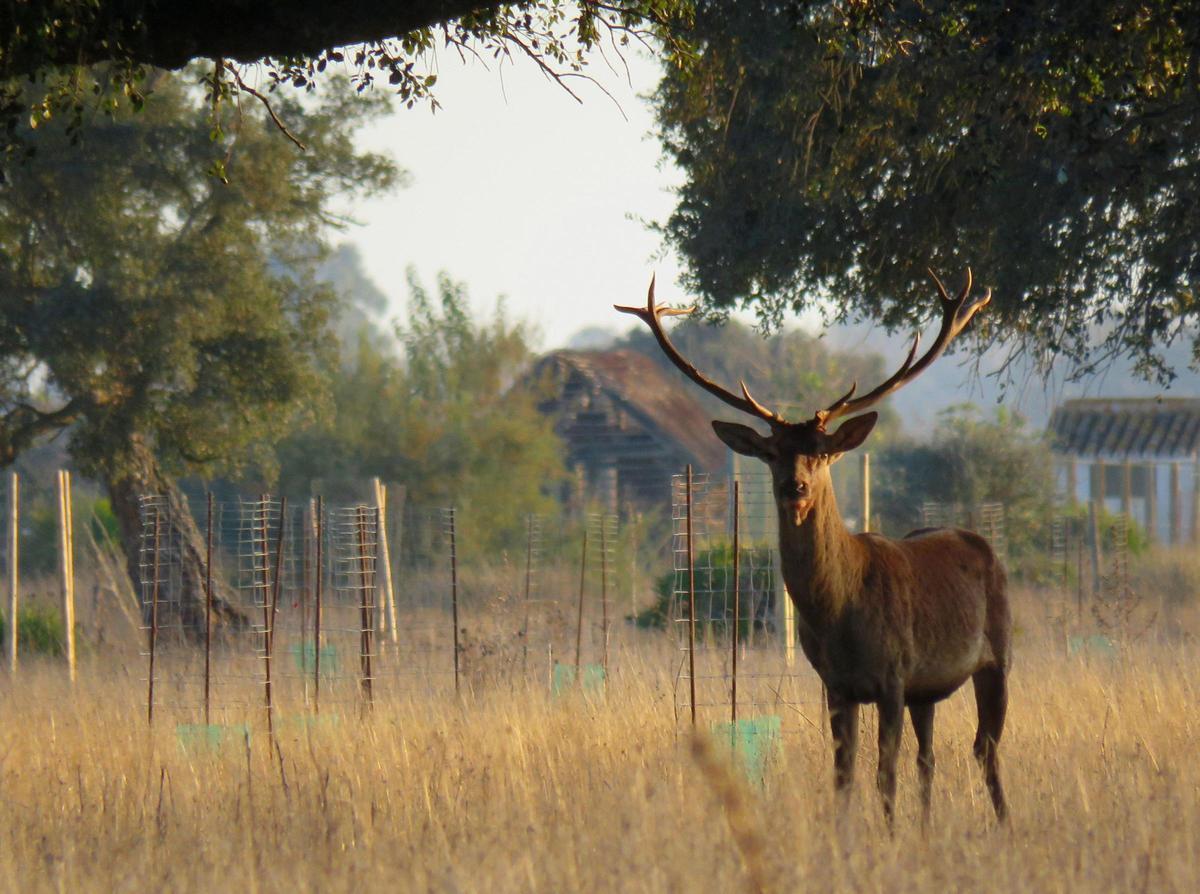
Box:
[655,2,1200,380]
[0,72,398,634]
[318,243,394,350]
[276,271,564,556]
[876,404,1055,555]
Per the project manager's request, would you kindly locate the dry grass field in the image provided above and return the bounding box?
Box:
[1,587,1198,893]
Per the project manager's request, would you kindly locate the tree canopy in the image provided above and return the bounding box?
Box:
[0,72,396,479]
[0,69,397,626]
[655,1,1200,381]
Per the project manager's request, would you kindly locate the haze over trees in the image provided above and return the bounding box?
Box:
[654,2,1200,381]
[874,404,1056,557]
[275,270,564,556]
[617,314,893,429]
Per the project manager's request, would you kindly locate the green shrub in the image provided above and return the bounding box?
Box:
[89,497,120,543]
[0,604,66,656]
[635,544,776,636]
[18,506,58,578]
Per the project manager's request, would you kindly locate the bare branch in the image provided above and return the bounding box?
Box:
[224,62,308,151]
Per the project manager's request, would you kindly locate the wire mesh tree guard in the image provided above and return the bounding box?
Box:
[669,467,822,736]
[134,491,629,728]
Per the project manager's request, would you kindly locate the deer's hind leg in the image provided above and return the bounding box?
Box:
[972,665,1008,821]
[909,702,935,826]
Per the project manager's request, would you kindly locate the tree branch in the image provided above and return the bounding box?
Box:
[0,397,88,466]
[224,62,308,151]
[3,1,504,74]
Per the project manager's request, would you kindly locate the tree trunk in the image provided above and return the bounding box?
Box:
[106,436,248,641]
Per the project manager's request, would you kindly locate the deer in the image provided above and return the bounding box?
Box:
[616,269,1010,825]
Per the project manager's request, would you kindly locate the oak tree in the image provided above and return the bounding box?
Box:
[655,1,1200,380]
[0,71,398,633]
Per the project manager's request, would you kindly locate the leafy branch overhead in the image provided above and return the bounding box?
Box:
[1,1,693,159]
[655,1,1200,382]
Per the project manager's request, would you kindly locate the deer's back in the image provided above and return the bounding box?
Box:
[857,527,1009,700]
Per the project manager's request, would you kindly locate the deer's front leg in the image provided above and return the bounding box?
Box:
[827,689,859,801]
[876,685,905,826]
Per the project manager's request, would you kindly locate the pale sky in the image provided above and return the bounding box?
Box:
[343,48,684,351]
[331,47,1184,426]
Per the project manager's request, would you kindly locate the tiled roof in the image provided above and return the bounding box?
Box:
[1048,397,1200,459]
[528,349,728,471]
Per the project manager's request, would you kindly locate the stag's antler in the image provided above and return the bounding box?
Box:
[614,276,788,428]
[814,268,990,429]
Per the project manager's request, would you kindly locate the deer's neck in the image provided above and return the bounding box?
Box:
[776,472,865,624]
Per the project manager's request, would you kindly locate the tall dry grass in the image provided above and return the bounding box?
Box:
[1,583,1198,892]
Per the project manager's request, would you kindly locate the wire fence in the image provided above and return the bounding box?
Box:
[133,493,633,727]
[120,472,1155,738]
[670,468,824,734]
[919,500,1008,562]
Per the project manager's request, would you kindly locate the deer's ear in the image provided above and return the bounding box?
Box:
[828,412,878,454]
[712,421,772,459]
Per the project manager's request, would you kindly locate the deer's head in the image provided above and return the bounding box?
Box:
[616,270,990,527]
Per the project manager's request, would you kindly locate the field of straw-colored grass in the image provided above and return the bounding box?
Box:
[1,589,1198,893]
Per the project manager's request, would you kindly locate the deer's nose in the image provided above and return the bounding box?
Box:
[780,480,808,501]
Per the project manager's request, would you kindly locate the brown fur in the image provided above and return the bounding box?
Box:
[616,269,1008,824]
[716,420,1011,824]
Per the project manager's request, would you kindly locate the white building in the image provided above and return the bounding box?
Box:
[1049,397,1200,545]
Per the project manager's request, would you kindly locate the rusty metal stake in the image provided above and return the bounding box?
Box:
[357,505,374,711]
[261,495,286,740]
[686,465,697,727]
[258,494,271,731]
[731,480,740,725]
[600,515,610,676]
[147,504,162,726]
[7,471,18,675]
[574,526,588,676]
[449,507,460,696]
[521,514,534,676]
[204,492,214,727]
[314,496,324,714]
[300,498,311,704]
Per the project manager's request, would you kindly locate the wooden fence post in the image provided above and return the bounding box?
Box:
[6,472,17,674]
[1171,463,1182,545]
[1121,460,1132,521]
[1145,463,1157,543]
[860,452,871,533]
[731,480,740,725]
[57,470,76,683]
[372,478,398,645]
[1192,456,1200,545]
[1088,499,1103,599]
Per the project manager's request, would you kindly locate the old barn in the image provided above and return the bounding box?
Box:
[526,349,728,516]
